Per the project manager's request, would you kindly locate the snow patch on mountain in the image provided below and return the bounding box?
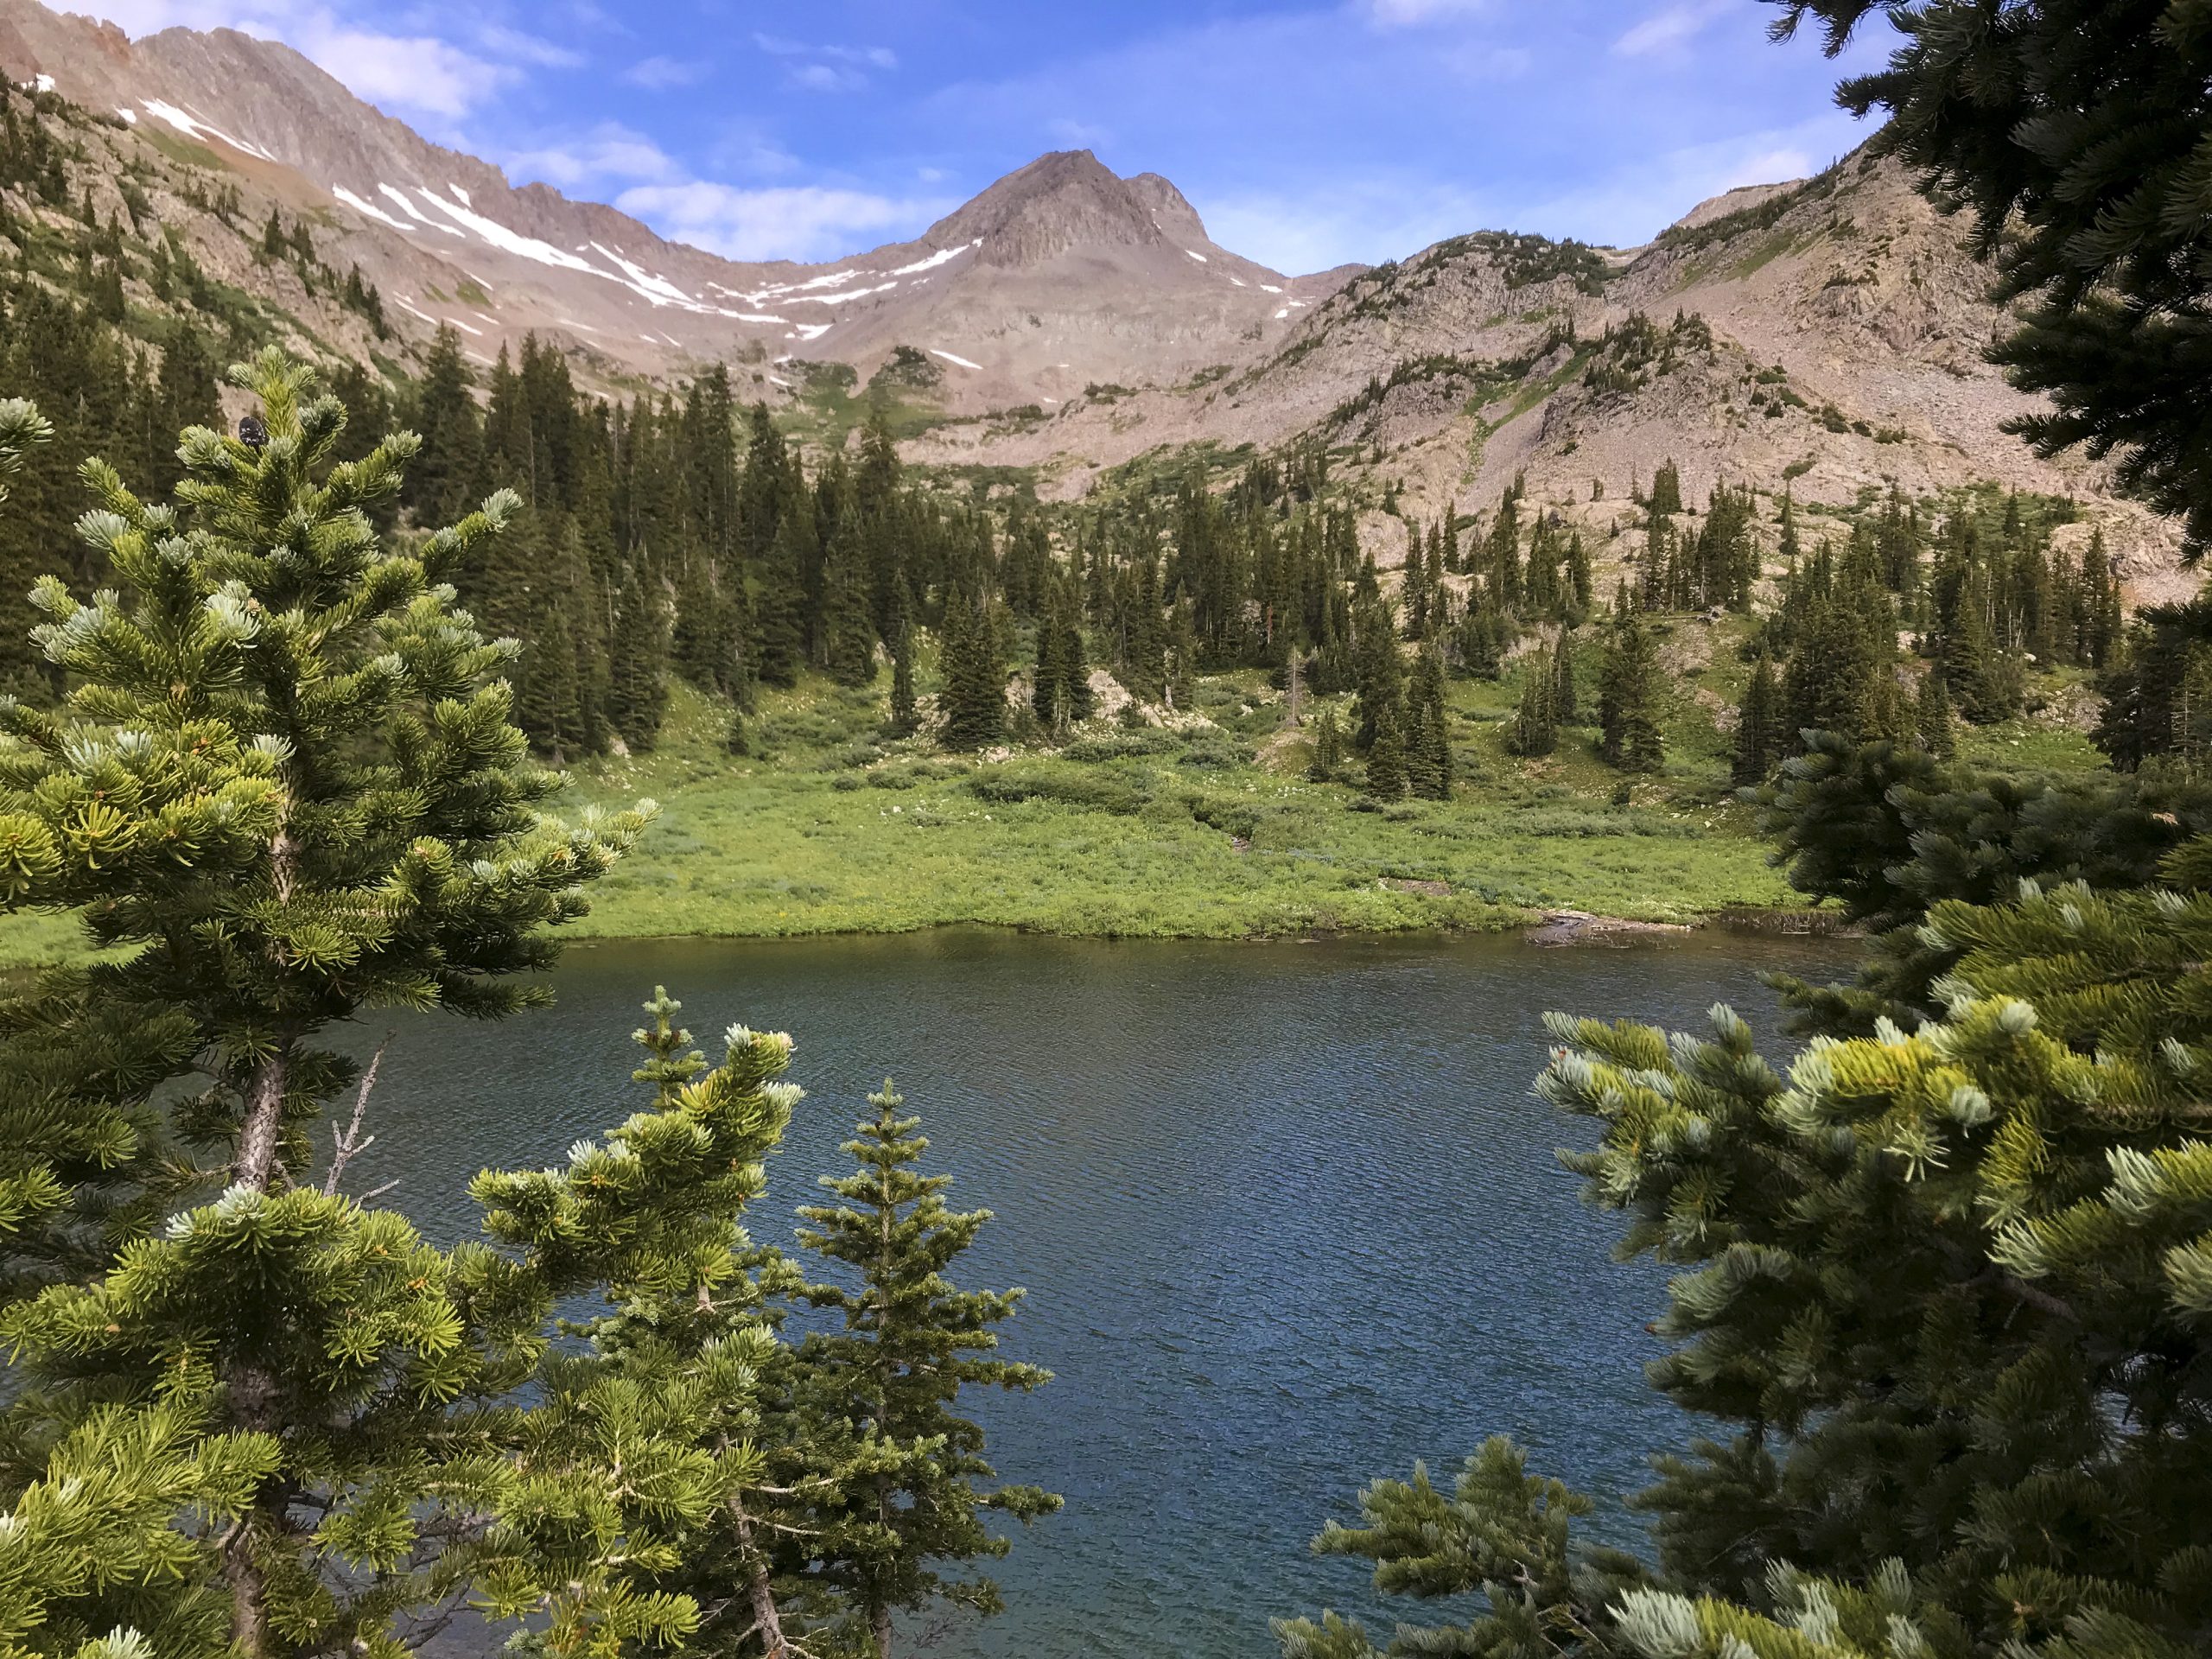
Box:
[140,99,276,162]
[890,240,981,276]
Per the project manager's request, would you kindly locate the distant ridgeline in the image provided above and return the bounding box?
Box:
[1,69,2194,792]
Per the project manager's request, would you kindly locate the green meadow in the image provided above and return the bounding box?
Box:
[0,613,2112,969]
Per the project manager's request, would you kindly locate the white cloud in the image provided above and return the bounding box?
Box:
[753,31,895,92]
[506,123,678,189]
[1614,1,1735,60]
[1048,117,1115,147]
[1443,42,1532,79]
[613,181,954,263]
[1363,0,1489,28]
[69,1,533,119]
[474,24,584,71]
[791,63,866,93]
[1516,120,1837,245]
[623,54,710,90]
[298,20,517,117]
[1205,179,1499,274]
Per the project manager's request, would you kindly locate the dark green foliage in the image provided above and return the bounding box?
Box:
[1732,650,1786,785]
[1402,649,1452,800]
[887,619,919,736]
[2095,594,2212,772]
[938,593,1005,752]
[0,353,653,1659]
[1915,665,1955,760]
[1308,703,1344,781]
[796,1084,1061,1658]
[607,567,670,753]
[1598,601,1664,772]
[1504,639,1558,758]
[1031,579,1094,736]
[1363,696,1408,800]
[1776,0,2212,556]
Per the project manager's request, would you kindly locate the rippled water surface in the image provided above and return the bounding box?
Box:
[360,928,1847,1658]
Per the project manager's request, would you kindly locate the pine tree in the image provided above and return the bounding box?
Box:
[1363,696,1408,799]
[1732,649,1785,785]
[1403,649,1452,800]
[403,325,482,529]
[1551,631,1580,726]
[938,592,1004,752]
[1504,640,1557,758]
[1599,597,1665,772]
[607,566,671,753]
[796,1084,1060,1659]
[1166,598,1198,713]
[466,988,906,1659]
[0,353,649,1659]
[1778,0,2212,554]
[887,618,918,737]
[1307,704,1344,782]
[1915,664,1955,760]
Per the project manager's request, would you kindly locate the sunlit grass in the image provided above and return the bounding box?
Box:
[0,621,2122,968]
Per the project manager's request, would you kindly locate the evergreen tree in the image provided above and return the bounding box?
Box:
[1504,641,1557,758]
[1307,704,1344,783]
[519,594,587,760]
[1778,0,2212,554]
[1029,580,1092,736]
[1166,599,1198,713]
[1363,696,1408,800]
[797,1084,1060,1659]
[1732,649,1785,785]
[1403,649,1452,801]
[402,325,482,529]
[887,618,919,737]
[607,566,671,753]
[1551,631,1580,727]
[938,593,1004,752]
[0,354,649,1659]
[1599,599,1665,772]
[1915,664,1955,760]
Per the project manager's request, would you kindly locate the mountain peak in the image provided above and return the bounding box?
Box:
[925,149,1174,269]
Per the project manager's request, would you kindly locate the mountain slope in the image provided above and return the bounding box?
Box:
[0,0,1338,400]
[0,0,2192,594]
[905,149,2185,589]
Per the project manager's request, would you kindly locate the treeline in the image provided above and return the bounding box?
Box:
[1732,484,2122,780]
[386,327,1047,759]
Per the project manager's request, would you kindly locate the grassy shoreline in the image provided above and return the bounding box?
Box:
[0,622,2107,969]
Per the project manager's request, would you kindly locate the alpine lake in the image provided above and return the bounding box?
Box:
[359,926,1852,1658]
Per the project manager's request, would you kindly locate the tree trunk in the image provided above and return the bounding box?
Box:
[234,1044,290,1192]
[728,1496,790,1659]
[225,1527,267,1659]
[871,1600,893,1659]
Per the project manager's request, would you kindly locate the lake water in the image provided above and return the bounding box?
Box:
[357,927,1847,1658]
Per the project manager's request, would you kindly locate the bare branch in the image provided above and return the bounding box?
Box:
[324,1036,393,1198]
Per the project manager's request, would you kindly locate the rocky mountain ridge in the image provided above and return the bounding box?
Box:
[0,0,1336,401]
[0,0,2193,594]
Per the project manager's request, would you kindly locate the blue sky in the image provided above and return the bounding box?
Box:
[85,0,1898,270]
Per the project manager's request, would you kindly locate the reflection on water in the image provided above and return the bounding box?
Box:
[356,927,1849,1658]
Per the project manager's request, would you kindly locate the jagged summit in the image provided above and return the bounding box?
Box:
[924,150,1169,268]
